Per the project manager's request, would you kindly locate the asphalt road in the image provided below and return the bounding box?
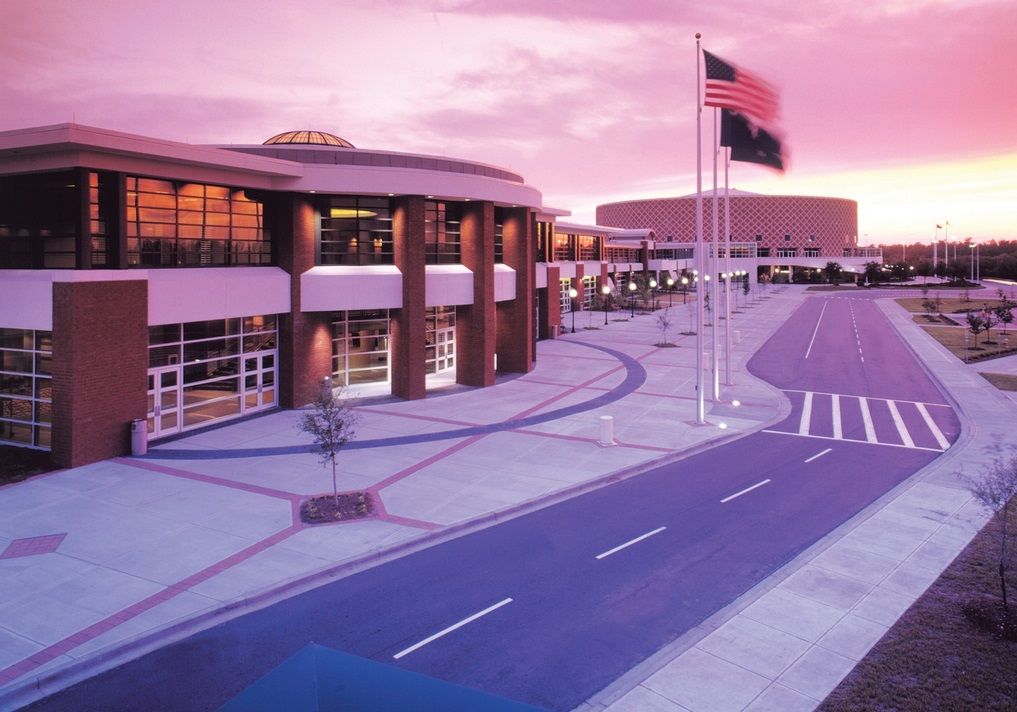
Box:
[28,295,959,712]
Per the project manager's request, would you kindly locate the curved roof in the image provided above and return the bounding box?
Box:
[263,130,355,148]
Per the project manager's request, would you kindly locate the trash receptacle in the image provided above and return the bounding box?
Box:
[131,419,147,456]
[550,325,559,338]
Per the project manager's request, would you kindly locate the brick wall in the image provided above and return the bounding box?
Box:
[391,196,426,400]
[457,201,495,387]
[496,207,535,371]
[51,280,148,468]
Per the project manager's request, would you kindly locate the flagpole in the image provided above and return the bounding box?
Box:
[694,33,705,425]
[724,145,732,386]
[711,108,720,401]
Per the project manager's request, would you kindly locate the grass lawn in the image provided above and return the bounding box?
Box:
[0,444,54,486]
[896,296,1009,315]
[920,325,1017,362]
[979,372,1017,391]
[820,504,1017,711]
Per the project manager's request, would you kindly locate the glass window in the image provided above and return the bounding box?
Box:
[0,328,52,449]
[331,310,390,386]
[0,171,80,269]
[319,197,393,266]
[126,177,269,268]
[424,201,462,264]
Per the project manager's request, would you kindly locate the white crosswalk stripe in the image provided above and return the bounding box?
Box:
[763,390,953,452]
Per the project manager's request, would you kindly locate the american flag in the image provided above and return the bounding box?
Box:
[703,50,779,128]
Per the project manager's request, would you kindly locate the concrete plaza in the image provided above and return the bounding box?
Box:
[1,286,1015,711]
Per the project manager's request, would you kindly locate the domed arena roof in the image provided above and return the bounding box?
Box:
[262,131,355,148]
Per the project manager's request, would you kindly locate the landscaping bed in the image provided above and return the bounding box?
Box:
[0,445,54,486]
[299,491,374,524]
[819,503,1017,711]
[920,326,1017,362]
[979,372,1017,392]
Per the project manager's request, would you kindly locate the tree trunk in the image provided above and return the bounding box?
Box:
[332,455,338,508]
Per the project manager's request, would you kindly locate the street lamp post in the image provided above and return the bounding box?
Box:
[649,278,658,310]
[568,287,578,333]
[666,276,675,307]
[601,285,611,325]
[628,280,637,318]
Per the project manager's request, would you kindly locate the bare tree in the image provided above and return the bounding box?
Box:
[656,308,674,346]
[299,382,359,507]
[965,453,1017,610]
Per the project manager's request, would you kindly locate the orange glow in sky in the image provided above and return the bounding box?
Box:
[2,0,1014,242]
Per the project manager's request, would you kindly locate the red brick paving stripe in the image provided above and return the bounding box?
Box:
[511,428,676,453]
[352,408,478,428]
[0,533,67,560]
[508,365,625,421]
[112,458,300,502]
[0,525,301,688]
[370,434,487,492]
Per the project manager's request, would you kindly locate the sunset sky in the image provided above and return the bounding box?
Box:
[3,0,1014,243]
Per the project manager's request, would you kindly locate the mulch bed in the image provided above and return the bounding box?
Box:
[819,504,1017,711]
[300,491,374,524]
[0,445,54,486]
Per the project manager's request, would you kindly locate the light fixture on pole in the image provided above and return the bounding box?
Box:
[568,287,578,333]
[969,243,975,283]
[628,280,637,318]
[666,276,675,307]
[649,278,658,310]
[601,284,611,325]
[681,276,689,304]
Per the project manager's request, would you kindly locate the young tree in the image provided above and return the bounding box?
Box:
[981,308,999,343]
[965,453,1017,610]
[656,308,674,346]
[966,311,986,345]
[863,261,882,286]
[299,382,359,507]
[996,302,1014,337]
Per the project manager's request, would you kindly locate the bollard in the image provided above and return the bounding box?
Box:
[599,415,614,446]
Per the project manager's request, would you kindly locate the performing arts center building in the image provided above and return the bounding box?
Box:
[0,124,876,467]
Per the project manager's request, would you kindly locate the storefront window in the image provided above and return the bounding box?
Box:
[319,197,393,265]
[0,328,52,449]
[127,177,270,267]
[332,311,390,385]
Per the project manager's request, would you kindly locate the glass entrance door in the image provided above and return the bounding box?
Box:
[147,366,181,437]
[426,326,455,374]
[243,352,276,411]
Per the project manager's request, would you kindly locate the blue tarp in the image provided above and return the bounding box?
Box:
[218,643,546,711]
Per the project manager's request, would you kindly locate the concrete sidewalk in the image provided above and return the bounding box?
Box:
[582,294,1017,712]
[0,288,794,708]
[2,285,1012,711]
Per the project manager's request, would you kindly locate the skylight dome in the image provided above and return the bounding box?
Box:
[263,131,355,148]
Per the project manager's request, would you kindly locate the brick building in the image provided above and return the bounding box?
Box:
[0,125,537,466]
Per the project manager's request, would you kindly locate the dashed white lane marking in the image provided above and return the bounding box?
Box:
[858,397,877,443]
[886,399,915,448]
[799,391,813,436]
[831,394,842,439]
[917,403,950,450]
[721,479,771,503]
[595,526,668,560]
[805,447,833,463]
[393,598,513,659]
[805,301,828,359]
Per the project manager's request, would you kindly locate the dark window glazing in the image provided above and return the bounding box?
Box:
[0,171,79,269]
[319,197,393,266]
[424,201,462,264]
[127,177,270,267]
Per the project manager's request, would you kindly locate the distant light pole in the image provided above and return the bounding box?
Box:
[568,287,578,333]
[628,280,637,317]
[601,284,611,325]
[680,276,689,304]
[969,243,975,283]
[649,278,658,310]
[666,276,675,307]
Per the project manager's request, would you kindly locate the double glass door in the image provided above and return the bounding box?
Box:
[148,366,181,437]
[243,352,275,409]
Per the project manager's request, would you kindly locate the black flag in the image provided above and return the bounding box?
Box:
[720,109,785,172]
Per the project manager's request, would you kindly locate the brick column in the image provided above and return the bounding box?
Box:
[457,202,496,386]
[392,196,426,400]
[276,195,332,408]
[540,264,561,340]
[571,262,585,331]
[51,280,148,468]
[496,207,534,372]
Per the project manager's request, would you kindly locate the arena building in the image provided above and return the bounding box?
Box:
[596,190,880,281]
[0,124,537,466]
